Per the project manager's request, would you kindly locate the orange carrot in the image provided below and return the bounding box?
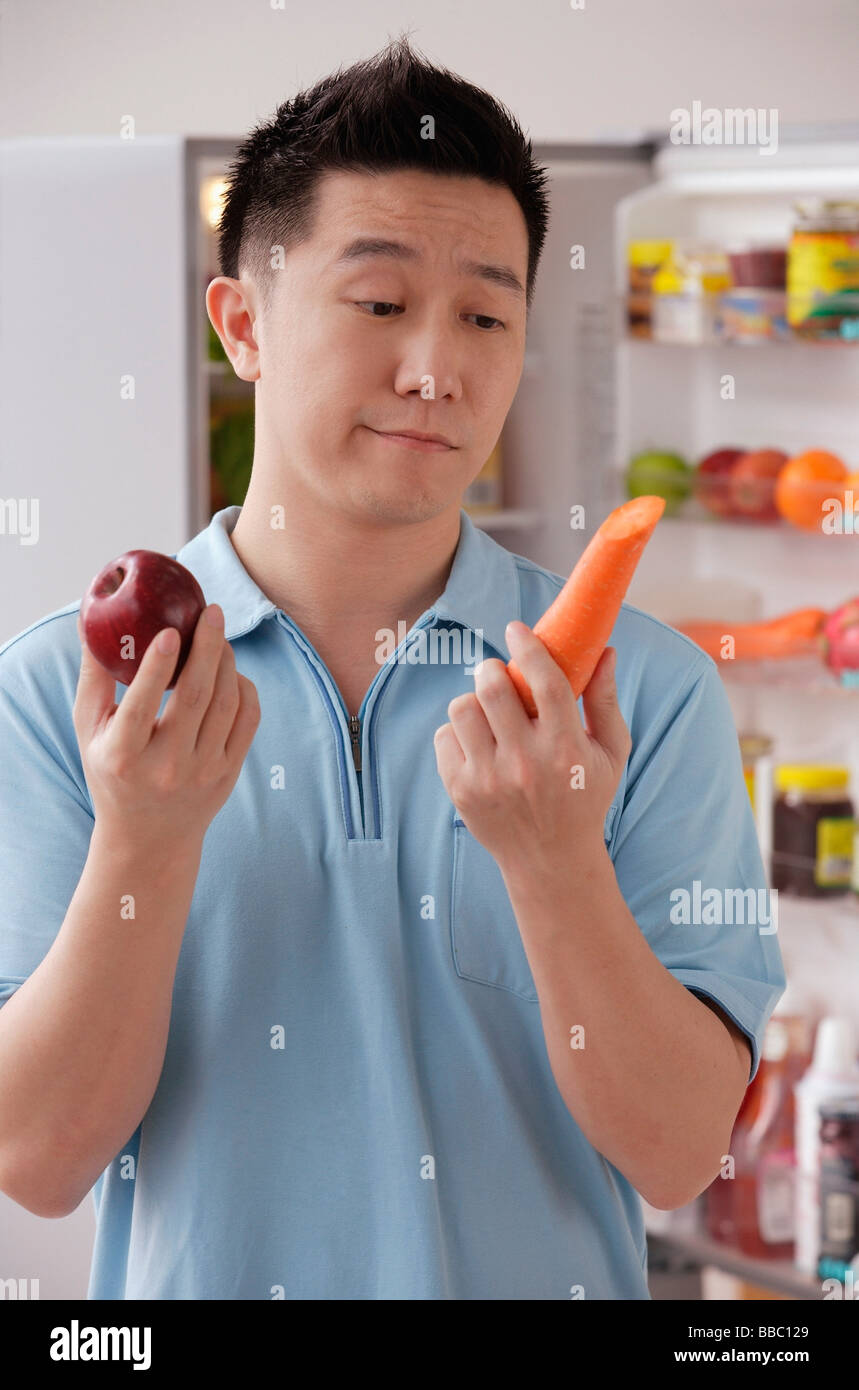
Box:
[675,608,827,662]
[506,495,666,717]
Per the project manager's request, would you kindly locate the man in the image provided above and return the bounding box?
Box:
[0,35,784,1299]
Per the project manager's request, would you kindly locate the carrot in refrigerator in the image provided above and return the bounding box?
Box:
[675,608,827,663]
[506,495,665,718]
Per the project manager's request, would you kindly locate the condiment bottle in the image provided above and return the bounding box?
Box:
[771,765,855,898]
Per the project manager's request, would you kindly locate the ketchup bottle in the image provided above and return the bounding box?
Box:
[707,993,811,1256]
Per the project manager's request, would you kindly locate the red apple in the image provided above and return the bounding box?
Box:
[80,550,207,687]
[730,448,789,520]
[694,448,745,516]
[821,599,859,676]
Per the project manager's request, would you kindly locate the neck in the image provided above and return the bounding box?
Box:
[228,465,463,650]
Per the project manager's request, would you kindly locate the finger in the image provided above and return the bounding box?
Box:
[505,621,579,737]
[433,721,465,791]
[153,605,227,750]
[194,641,239,760]
[224,673,261,764]
[472,657,534,747]
[73,613,120,742]
[446,690,496,764]
[110,627,182,755]
[581,648,631,766]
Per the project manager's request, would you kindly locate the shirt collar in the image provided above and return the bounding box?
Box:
[177,505,522,660]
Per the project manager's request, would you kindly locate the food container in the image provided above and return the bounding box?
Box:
[772,765,855,898]
[718,288,790,343]
[726,244,787,289]
[652,243,731,345]
[788,200,859,341]
[627,240,673,339]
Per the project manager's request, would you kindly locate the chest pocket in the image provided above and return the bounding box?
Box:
[449,804,618,1003]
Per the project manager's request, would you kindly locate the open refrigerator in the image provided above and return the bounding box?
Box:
[516,124,859,1300]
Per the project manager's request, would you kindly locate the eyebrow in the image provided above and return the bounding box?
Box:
[331,236,526,300]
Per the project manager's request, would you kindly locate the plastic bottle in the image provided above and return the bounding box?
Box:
[706,1064,762,1245]
[706,980,811,1253]
[794,1017,859,1274]
[732,1004,811,1259]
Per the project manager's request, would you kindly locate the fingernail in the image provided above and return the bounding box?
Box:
[205,604,223,629]
[157,629,179,654]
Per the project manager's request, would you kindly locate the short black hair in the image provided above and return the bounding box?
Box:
[216,31,550,315]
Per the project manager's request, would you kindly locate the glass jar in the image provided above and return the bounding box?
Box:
[787,200,859,342]
[771,765,855,898]
[627,240,673,339]
[652,243,731,345]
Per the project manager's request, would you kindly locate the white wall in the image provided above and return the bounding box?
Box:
[0,0,857,1303]
[0,0,857,142]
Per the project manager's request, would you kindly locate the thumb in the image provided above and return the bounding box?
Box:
[73,613,118,740]
[581,648,631,766]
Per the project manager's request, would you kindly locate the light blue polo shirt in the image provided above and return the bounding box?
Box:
[0,505,785,1300]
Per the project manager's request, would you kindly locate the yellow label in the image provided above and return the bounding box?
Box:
[788,232,859,325]
[815,817,855,887]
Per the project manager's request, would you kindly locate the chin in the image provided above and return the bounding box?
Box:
[350,485,453,525]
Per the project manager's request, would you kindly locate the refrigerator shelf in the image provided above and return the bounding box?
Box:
[718,656,858,696]
[624,334,859,350]
[647,1228,830,1302]
[467,508,545,531]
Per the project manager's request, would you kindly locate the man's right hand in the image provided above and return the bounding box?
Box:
[73,603,261,849]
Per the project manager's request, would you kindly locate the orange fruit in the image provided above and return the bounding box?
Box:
[774,450,847,532]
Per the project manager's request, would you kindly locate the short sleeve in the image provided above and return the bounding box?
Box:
[0,613,95,1008]
[607,653,786,1083]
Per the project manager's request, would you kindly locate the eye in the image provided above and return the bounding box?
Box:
[355,302,403,318]
[354,303,504,331]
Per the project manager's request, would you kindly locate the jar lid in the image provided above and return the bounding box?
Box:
[793,199,859,229]
[700,270,732,292]
[651,264,686,295]
[628,240,673,267]
[775,764,850,792]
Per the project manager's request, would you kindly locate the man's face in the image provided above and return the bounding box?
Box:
[251,167,529,525]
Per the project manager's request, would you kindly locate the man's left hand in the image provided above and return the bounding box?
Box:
[433,620,631,876]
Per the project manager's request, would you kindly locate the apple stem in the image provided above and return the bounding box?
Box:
[97,566,125,598]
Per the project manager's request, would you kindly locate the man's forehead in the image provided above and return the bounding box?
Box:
[312,169,527,279]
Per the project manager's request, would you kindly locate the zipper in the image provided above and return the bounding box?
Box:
[348,714,362,773]
[348,713,364,827]
[276,608,438,841]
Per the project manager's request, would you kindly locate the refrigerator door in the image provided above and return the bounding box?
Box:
[0,135,191,642]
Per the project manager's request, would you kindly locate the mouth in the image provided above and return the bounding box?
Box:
[368,427,455,453]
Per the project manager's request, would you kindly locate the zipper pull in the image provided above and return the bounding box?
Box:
[348,714,362,773]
